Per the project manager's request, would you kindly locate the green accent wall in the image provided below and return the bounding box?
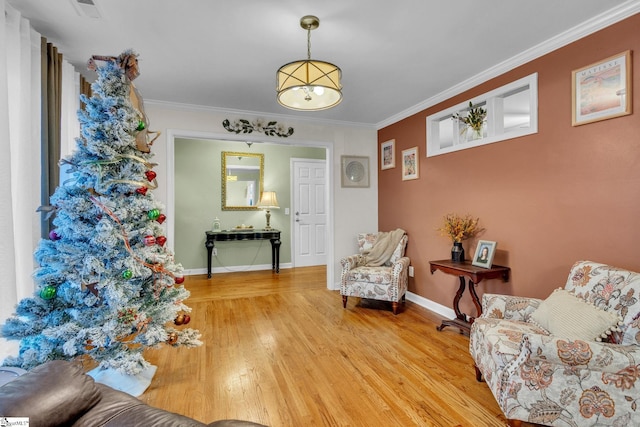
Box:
[174,138,326,271]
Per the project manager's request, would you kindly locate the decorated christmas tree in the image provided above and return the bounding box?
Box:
[2,50,201,375]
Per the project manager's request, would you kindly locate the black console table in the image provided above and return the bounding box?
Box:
[205,230,281,278]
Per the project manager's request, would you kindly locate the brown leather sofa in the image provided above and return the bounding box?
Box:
[0,360,267,427]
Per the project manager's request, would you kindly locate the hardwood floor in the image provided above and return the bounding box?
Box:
[142,266,510,426]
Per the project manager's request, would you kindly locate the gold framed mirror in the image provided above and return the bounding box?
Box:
[222,151,264,210]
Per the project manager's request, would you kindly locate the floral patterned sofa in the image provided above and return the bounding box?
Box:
[469,260,640,426]
[340,231,409,315]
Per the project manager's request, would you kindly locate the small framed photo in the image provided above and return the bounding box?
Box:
[472,240,497,269]
[380,139,395,170]
[341,155,369,188]
[572,50,632,126]
[401,147,419,180]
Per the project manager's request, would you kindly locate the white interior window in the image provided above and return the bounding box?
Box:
[426,73,538,157]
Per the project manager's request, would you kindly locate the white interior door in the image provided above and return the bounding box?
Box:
[292,159,327,267]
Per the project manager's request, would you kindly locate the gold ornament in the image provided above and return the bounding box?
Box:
[174,314,185,325]
[167,332,178,345]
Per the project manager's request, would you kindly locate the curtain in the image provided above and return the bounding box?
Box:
[80,74,92,102]
[41,38,62,237]
[58,57,82,185]
[0,1,80,346]
[0,1,42,322]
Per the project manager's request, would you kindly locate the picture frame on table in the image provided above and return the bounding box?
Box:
[472,240,497,269]
[341,155,370,188]
[380,139,395,170]
[572,50,632,126]
[401,147,419,180]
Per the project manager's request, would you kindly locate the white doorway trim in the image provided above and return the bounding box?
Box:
[165,129,334,290]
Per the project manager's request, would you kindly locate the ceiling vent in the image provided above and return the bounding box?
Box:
[70,0,102,19]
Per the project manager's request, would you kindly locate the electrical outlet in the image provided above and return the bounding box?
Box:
[408,266,414,277]
[212,248,218,256]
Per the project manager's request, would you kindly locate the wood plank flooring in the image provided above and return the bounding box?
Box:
[141,266,511,426]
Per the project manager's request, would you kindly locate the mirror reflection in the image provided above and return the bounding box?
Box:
[222,151,264,210]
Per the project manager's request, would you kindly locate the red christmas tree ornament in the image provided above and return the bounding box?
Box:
[144,235,156,246]
[156,214,166,224]
[174,276,185,284]
[182,314,191,325]
[156,236,167,246]
[136,187,148,195]
[145,170,157,181]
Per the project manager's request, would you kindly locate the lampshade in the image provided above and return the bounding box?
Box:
[257,191,279,209]
[276,15,342,111]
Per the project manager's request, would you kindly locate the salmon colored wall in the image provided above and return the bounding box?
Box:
[378,14,640,315]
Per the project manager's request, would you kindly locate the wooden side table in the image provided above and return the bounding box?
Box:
[429,259,510,335]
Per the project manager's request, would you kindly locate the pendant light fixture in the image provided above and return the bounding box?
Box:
[276,15,342,111]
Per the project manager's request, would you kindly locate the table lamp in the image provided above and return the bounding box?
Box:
[257,191,279,230]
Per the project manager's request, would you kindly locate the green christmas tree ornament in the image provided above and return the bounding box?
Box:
[39,285,57,300]
[147,208,160,220]
[122,269,133,279]
[136,120,146,131]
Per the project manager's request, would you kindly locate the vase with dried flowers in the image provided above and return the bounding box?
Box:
[437,213,482,262]
[452,101,487,141]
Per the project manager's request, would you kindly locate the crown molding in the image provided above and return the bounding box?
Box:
[376,1,640,130]
[144,99,376,130]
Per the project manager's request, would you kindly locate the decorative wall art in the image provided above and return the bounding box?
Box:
[472,240,497,268]
[380,139,395,170]
[572,50,632,126]
[222,118,294,137]
[341,156,370,188]
[401,147,419,181]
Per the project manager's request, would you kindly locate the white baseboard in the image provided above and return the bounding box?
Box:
[330,286,455,320]
[183,263,293,276]
[406,291,456,320]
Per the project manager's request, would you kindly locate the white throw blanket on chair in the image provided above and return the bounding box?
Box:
[363,228,406,267]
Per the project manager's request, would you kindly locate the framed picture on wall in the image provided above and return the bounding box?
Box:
[572,50,632,126]
[341,155,370,188]
[472,240,497,268]
[401,147,419,180]
[381,139,395,170]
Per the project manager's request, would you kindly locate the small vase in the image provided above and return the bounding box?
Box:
[470,125,483,140]
[451,242,465,262]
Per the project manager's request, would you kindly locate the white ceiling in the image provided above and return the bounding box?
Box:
[7,0,639,127]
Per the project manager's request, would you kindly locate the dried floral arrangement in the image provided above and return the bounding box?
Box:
[452,101,487,134]
[438,213,482,243]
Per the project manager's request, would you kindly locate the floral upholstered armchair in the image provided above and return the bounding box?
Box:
[469,260,640,426]
[340,230,409,315]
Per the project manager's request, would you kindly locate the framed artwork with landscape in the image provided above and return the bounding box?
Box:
[381,139,395,170]
[572,50,632,126]
[472,240,497,268]
[401,147,419,180]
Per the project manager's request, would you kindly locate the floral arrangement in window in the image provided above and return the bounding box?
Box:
[438,213,482,243]
[452,102,487,140]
